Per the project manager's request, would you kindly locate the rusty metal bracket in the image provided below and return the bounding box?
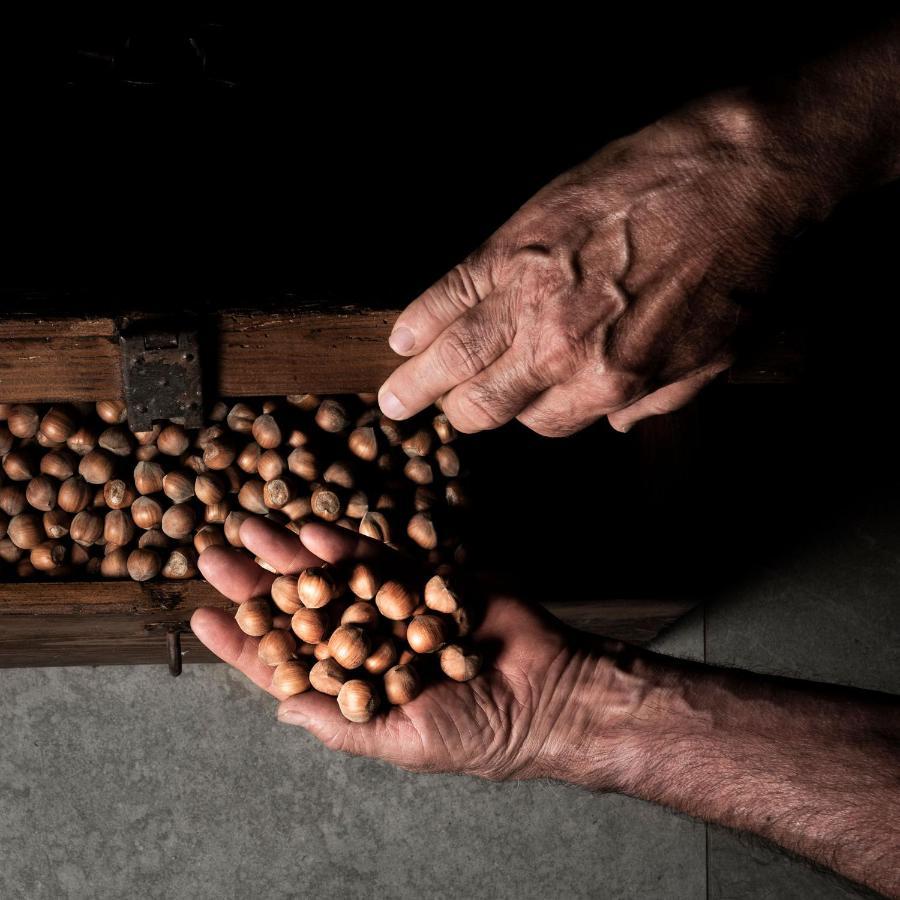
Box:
[145,621,192,676]
[119,322,203,431]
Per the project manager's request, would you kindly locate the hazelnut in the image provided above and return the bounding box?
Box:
[162,471,195,503]
[375,581,417,620]
[157,424,189,456]
[100,547,130,578]
[272,660,311,696]
[224,510,251,547]
[358,510,391,543]
[203,438,236,471]
[39,448,76,481]
[25,476,58,512]
[348,562,380,600]
[70,511,103,547]
[345,490,369,519]
[378,416,402,446]
[384,664,422,705]
[297,566,340,608]
[226,403,256,433]
[162,503,196,540]
[134,460,165,494]
[204,501,230,524]
[424,573,460,613]
[407,512,437,549]
[209,401,229,422]
[445,480,469,508]
[311,488,342,522]
[237,442,262,474]
[364,638,398,675]
[337,679,380,723]
[258,629,297,666]
[194,525,225,554]
[287,393,319,412]
[0,425,12,456]
[435,445,461,477]
[281,495,312,522]
[252,414,282,449]
[57,476,92,513]
[313,642,332,661]
[348,426,378,461]
[103,478,136,509]
[3,450,33,481]
[130,496,163,530]
[256,449,285,481]
[127,548,161,582]
[271,574,301,613]
[39,406,76,443]
[43,508,71,539]
[433,413,457,444]
[161,547,199,579]
[406,615,448,654]
[66,426,97,456]
[291,607,330,644]
[194,473,226,505]
[404,457,433,485]
[287,448,318,481]
[263,477,295,510]
[315,399,349,433]
[323,461,355,489]
[133,424,161,446]
[235,598,273,637]
[7,404,40,438]
[238,480,267,515]
[98,426,134,457]
[327,625,370,669]
[0,485,27,516]
[104,509,135,546]
[402,429,433,458]
[341,602,380,629]
[95,400,126,424]
[8,513,44,549]
[439,644,482,682]
[0,535,23,563]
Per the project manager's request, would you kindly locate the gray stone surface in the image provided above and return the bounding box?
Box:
[0,662,705,900]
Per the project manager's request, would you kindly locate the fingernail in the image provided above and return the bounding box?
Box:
[379,389,407,420]
[278,708,309,726]
[389,326,414,354]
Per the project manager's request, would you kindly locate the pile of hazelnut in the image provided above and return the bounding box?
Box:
[238,562,482,722]
[0,394,470,582]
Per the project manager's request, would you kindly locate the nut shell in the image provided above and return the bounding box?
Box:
[271,574,301,614]
[327,625,370,669]
[407,615,448,654]
[375,581,418,620]
[291,607,330,644]
[309,658,348,695]
[337,679,379,723]
[235,598,274,637]
[272,660,311,696]
[297,566,340,608]
[127,548,161,582]
[439,644,482,682]
[384,663,422,705]
[258,629,297,666]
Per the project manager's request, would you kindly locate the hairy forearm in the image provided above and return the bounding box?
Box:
[547,647,900,895]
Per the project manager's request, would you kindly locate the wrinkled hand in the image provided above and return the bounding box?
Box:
[193,519,616,780]
[379,96,808,435]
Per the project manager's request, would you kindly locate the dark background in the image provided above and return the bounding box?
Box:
[2,12,898,612]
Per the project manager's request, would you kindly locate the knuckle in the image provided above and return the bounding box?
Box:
[517,407,578,438]
[440,264,483,310]
[533,327,586,377]
[445,386,506,433]
[436,329,487,381]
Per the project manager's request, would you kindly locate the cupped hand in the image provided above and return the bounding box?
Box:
[379,95,809,435]
[192,518,608,781]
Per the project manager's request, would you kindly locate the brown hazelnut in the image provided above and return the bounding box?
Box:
[130,496,163,530]
[2,450,33,481]
[204,501,230,524]
[238,480,267,514]
[297,566,340,608]
[402,429,433,458]
[194,473,226,505]
[272,660,311,696]
[226,403,256,433]
[161,546,198,579]
[127,547,160,582]
[404,457,433,485]
[0,535,23,563]
[348,562,380,600]
[209,401,229,422]
[0,485,27,516]
[256,449,285,481]
[203,438,236,471]
[287,428,308,448]
[57,476,92,513]
[291,607,330,644]
[364,638,398,676]
[258,629,297,666]
[252,414,282,449]
[70,510,103,547]
[375,581,418,620]
[96,400,126,424]
[38,448,75,481]
[66,426,97,456]
[133,424,161,446]
[424,573,460,613]
[445,480,469,508]
[134,460,165,494]
[135,445,160,462]
[193,525,225,554]
[345,491,369,519]
[235,598,273,637]
[439,644,482,682]
[315,399,349,433]
[313,641,332,661]
[406,615,448,654]
[407,512,438,549]
[384,664,422,705]
[281,496,312,522]
[0,425,12,456]
[30,540,67,571]
[311,488,342,522]
[337,679,380,722]
[98,426,134,457]
[271,574,301,613]
[8,513,44,550]
[359,511,391,542]
[433,413,457,444]
[262,477,295,510]
[348,426,378,462]
[378,416,402,446]
[224,510,251,547]
[327,625,370,669]
[161,503,196,540]
[309,658,348,695]
[39,406,76,443]
[43,508,71,539]
[104,509,135,546]
[287,448,318,481]
[156,424,189,456]
[103,478,136,509]
[7,404,40,438]
[236,442,262,474]
[162,471,195,503]
[341,602,380,629]
[323,461,355,490]
[100,547,130,578]
[25,476,58,512]
[287,393,320,412]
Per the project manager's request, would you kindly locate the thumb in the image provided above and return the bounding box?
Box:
[277,692,382,758]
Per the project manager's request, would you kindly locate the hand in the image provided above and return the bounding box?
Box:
[378,94,822,436]
[192,518,623,780]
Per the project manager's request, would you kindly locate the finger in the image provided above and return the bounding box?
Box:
[198,546,276,604]
[190,607,284,697]
[606,358,731,433]
[378,294,513,421]
[516,369,645,437]
[240,516,323,574]
[299,521,383,564]
[388,251,496,357]
[440,344,553,433]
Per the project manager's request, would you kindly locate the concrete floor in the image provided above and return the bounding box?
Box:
[1,497,897,899]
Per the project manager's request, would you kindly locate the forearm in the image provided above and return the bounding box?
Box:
[547,647,900,896]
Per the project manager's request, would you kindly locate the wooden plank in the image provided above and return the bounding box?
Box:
[0,309,802,404]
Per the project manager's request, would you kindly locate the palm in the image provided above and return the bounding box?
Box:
[193,519,572,779]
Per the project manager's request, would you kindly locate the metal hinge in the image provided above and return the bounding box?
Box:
[145,621,192,677]
[119,322,204,431]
